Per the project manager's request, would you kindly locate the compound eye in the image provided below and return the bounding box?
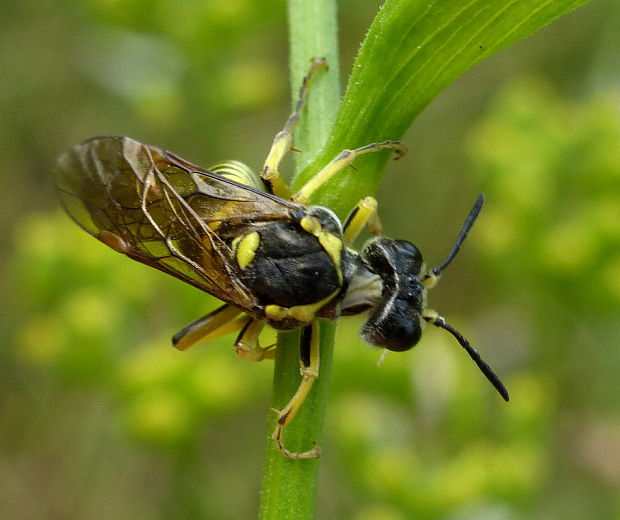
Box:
[393,240,424,273]
[361,298,422,351]
[362,238,424,280]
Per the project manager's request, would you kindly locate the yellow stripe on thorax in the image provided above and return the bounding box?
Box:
[300,215,343,284]
[232,231,261,269]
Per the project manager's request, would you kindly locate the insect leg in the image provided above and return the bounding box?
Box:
[261,57,328,198]
[172,304,244,351]
[271,321,321,459]
[342,196,382,244]
[234,318,273,360]
[292,141,407,204]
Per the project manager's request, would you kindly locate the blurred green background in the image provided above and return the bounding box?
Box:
[2,0,619,518]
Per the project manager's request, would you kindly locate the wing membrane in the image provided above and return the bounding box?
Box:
[55,136,300,311]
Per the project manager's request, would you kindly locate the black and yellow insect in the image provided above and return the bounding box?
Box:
[55,58,508,459]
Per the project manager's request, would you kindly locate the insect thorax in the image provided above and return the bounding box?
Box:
[225,206,352,329]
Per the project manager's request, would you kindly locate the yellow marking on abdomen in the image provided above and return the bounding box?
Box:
[209,160,264,190]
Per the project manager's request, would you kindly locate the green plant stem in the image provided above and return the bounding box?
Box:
[258,1,340,519]
[259,0,591,517]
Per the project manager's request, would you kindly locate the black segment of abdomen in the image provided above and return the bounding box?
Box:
[240,222,341,307]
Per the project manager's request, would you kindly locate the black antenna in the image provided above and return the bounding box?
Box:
[432,193,485,277]
[425,314,509,401]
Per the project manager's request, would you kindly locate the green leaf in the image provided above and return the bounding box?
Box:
[261,0,592,517]
[292,0,592,218]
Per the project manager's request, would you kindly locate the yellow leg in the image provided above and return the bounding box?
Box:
[292,141,407,204]
[172,304,244,351]
[234,318,273,361]
[342,196,382,244]
[271,321,321,459]
[261,57,328,198]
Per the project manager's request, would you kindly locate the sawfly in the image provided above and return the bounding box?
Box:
[56,58,508,459]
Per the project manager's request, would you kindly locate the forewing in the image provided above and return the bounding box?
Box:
[55,136,299,310]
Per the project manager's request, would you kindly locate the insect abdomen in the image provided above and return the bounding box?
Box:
[209,160,265,190]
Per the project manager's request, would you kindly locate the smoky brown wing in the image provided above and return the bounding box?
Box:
[55,136,299,311]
